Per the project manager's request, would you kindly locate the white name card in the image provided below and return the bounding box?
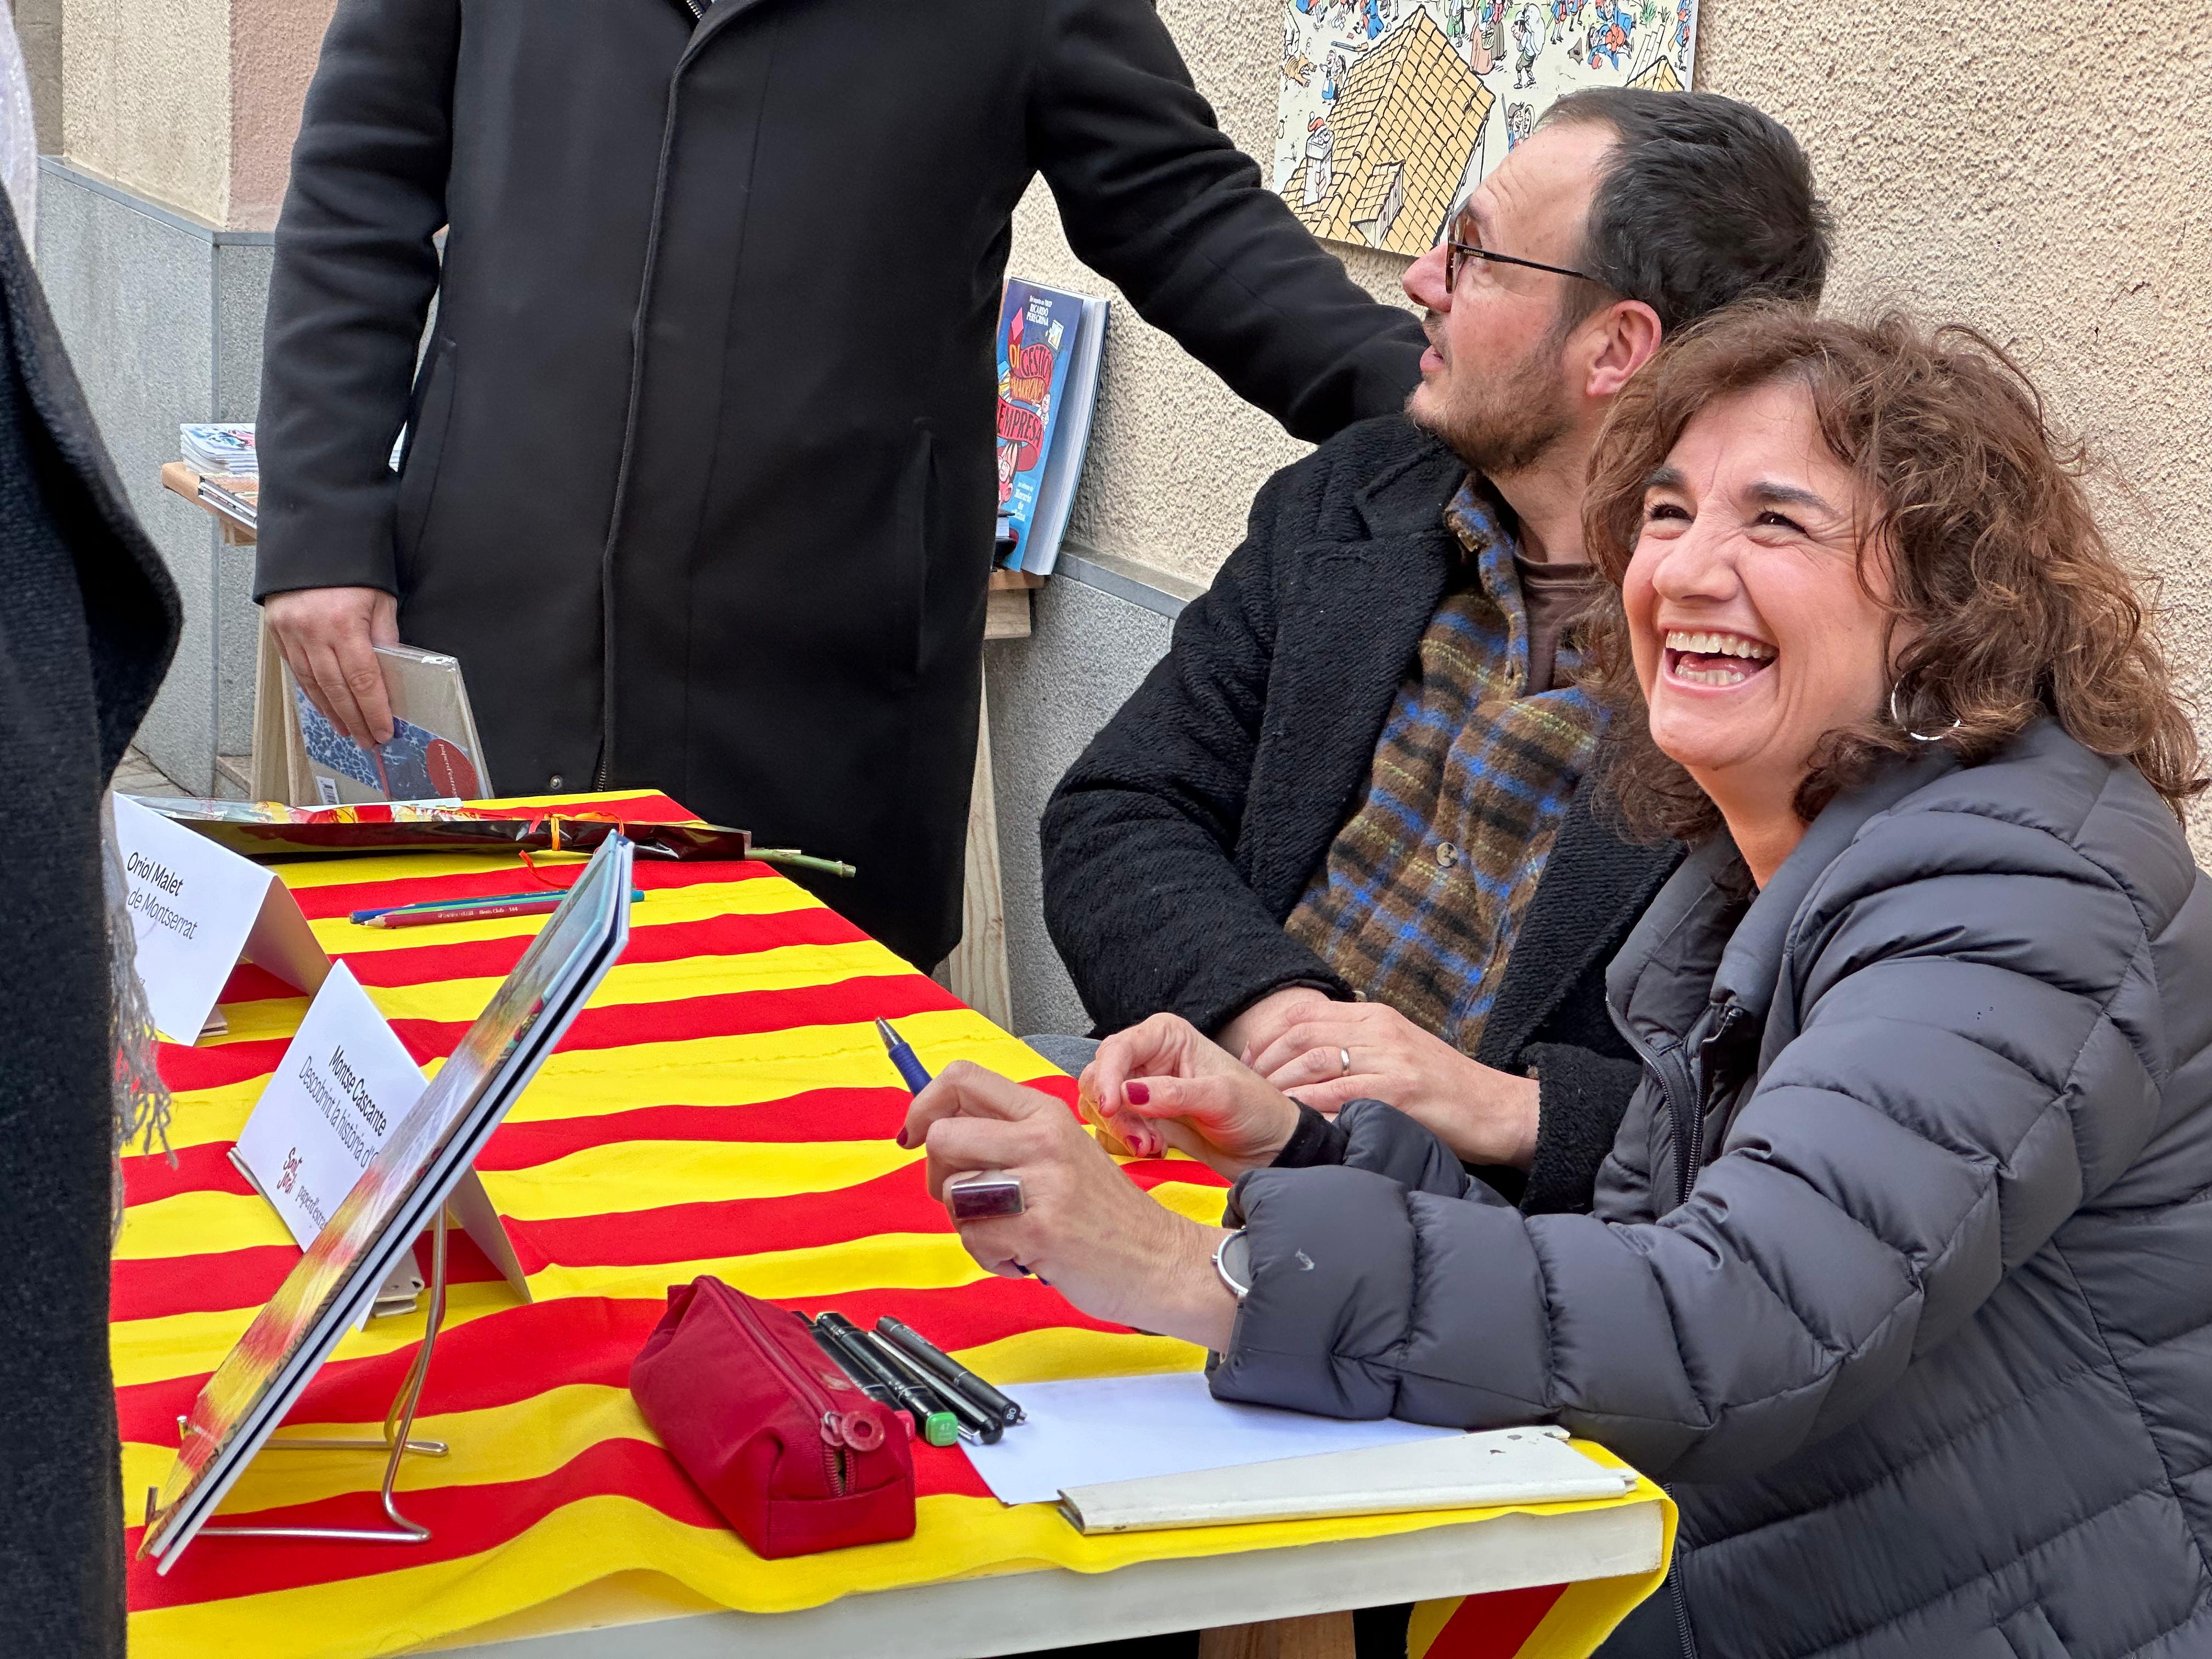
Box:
[113,795,329,1045]
[233,962,531,1303]
[234,961,419,1248]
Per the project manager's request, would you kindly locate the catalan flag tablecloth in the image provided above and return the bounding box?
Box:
[118,797,1669,1658]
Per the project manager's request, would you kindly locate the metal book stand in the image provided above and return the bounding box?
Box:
[153,1210,454,1548]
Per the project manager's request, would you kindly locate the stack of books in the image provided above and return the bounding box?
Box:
[180,422,257,478]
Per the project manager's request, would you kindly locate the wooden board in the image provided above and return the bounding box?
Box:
[1199,1613,1356,1659]
[939,677,1014,1029]
[985,567,1041,640]
[160,461,257,545]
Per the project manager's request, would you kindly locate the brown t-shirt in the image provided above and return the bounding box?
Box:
[1516,554,1599,694]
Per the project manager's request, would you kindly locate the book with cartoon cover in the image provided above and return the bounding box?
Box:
[995,280,1094,573]
[287,643,492,805]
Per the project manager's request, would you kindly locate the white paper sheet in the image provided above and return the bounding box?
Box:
[961,1370,1462,1508]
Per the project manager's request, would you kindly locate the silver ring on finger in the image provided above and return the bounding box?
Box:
[1339,1046,1352,1077]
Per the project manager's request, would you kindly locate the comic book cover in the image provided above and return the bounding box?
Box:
[995,280,1086,572]
[1277,0,1697,256]
[288,644,492,805]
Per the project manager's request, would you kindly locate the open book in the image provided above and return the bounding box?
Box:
[139,833,635,1571]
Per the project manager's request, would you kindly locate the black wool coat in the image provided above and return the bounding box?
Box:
[253,0,1425,968]
[1042,415,1680,1211]
[0,198,181,1652]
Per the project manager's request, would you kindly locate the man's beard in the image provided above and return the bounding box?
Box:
[1410,321,1575,477]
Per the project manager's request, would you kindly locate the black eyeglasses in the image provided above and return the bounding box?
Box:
[1442,203,1599,290]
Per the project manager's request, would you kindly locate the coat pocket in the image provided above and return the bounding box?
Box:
[394,339,459,586]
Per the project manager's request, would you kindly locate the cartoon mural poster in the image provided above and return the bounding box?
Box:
[994,280,1082,567]
[1276,0,1697,257]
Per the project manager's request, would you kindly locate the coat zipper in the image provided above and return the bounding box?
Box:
[1643,1042,1700,1212]
[1680,1004,1750,1207]
[1652,1007,1746,1659]
[1612,991,1750,1659]
[723,1289,872,1496]
[1669,1557,1701,1659]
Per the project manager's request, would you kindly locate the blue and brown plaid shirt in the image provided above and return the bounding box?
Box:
[1284,479,1606,1055]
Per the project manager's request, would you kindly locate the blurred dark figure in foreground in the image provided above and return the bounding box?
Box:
[0,190,180,1650]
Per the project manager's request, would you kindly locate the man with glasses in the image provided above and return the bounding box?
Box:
[1040,90,1831,1218]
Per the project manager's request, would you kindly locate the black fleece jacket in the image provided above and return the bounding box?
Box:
[1041,415,1680,1212]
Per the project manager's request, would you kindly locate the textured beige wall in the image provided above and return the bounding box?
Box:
[62,0,230,222]
[227,0,331,229]
[59,0,327,228]
[1012,2,2212,759]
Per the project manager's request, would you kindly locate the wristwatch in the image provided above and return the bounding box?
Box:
[1212,1228,1254,1301]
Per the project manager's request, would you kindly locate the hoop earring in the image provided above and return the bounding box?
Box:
[1889,682,1963,743]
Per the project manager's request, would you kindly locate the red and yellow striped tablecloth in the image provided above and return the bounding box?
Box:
[118,802,1667,1657]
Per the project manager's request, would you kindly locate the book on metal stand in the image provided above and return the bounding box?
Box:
[139,832,636,1567]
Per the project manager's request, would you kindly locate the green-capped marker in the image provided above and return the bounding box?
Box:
[918,1408,960,1447]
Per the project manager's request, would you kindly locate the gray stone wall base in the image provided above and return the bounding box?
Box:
[984,555,1192,1040]
[36,158,270,796]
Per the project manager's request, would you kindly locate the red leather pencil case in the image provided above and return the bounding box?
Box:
[630,1276,914,1559]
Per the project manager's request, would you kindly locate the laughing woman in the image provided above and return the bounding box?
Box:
[906,309,2212,1659]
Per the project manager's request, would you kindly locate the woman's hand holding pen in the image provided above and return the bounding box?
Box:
[901,1063,1237,1351]
[1079,1013,1304,1181]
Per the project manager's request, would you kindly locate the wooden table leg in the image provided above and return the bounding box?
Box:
[1198,1611,1357,1659]
[940,670,1014,1029]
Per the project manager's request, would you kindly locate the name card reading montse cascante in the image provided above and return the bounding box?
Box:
[233,961,532,1302]
[113,795,329,1044]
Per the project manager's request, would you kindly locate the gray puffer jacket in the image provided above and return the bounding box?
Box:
[1211,721,2212,1658]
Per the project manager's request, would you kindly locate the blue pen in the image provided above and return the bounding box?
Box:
[874,1017,933,1094]
[881,1016,1035,1278]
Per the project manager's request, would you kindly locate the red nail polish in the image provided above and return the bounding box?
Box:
[895,1128,910,1149]
[1126,1081,1151,1105]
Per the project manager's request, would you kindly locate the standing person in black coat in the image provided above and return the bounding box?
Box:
[1041,91,1829,1203]
[0,198,182,1651]
[253,0,1426,969]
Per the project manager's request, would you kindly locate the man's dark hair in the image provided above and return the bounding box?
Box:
[1539,89,1832,334]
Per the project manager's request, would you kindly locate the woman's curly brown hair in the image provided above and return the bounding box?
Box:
[1578,304,2205,842]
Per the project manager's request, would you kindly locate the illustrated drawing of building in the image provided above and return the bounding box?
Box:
[1627,55,1685,92]
[1280,11,1496,256]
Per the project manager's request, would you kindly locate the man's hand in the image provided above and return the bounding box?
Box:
[1081,1012,1305,1179]
[900,1062,1238,1349]
[1244,1000,1542,1169]
[264,586,401,748]
[1215,984,1336,1068]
